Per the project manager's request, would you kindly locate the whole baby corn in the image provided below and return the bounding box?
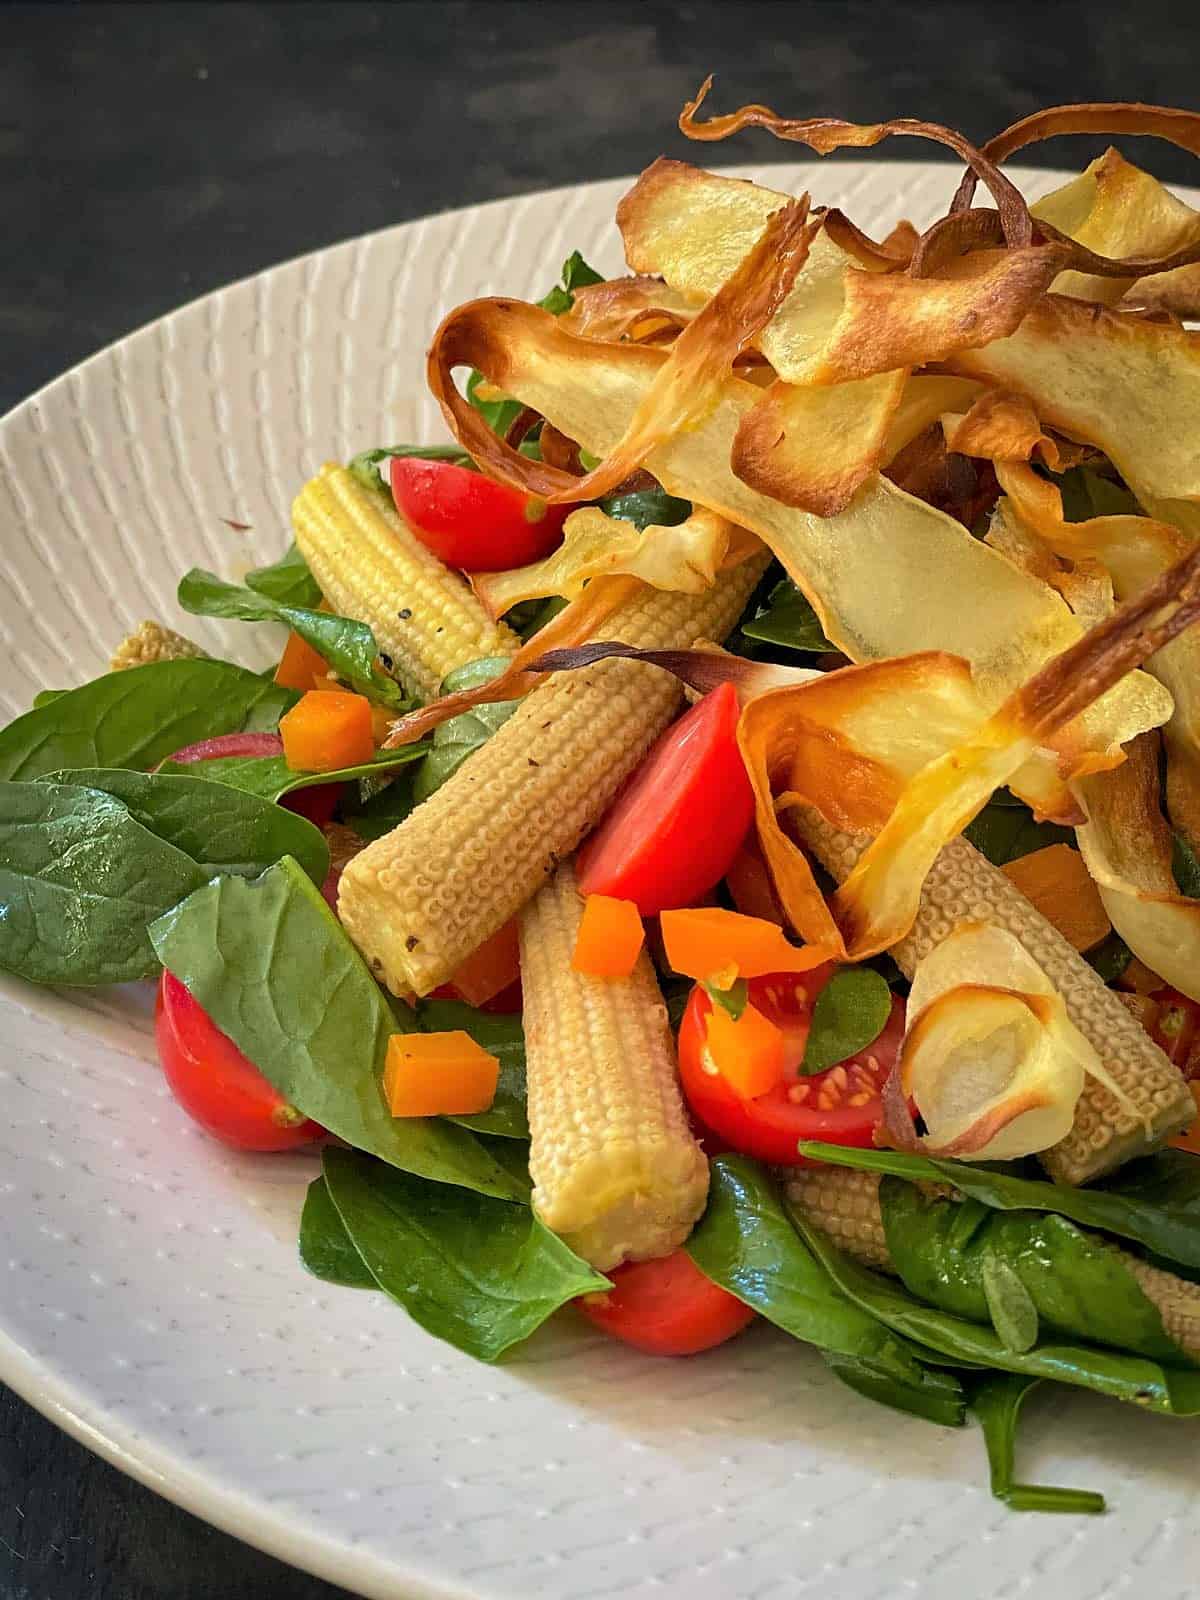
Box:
[339,552,769,996]
[790,807,1194,1184]
[110,620,204,671]
[292,463,518,700]
[520,862,708,1269]
[787,1165,1200,1361]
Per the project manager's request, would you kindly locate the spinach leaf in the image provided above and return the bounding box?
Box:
[414,998,527,1139]
[788,1198,1200,1414]
[322,1146,606,1361]
[0,660,295,782]
[1173,832,1200,899]
[800,968,892,1076]
[1085,929,1133,982]
[41,767,328,885]
[340,767,420,842]
[244,542,322,608]
[1057,466,1141,522]
[177,569,410,710]
[598,487,692,532]
[0,780,208,985]
[686,1156,965,1426]
[148,858,526,1201]
[741,579,838,654]
[31,689,68,710]
[970,1374,1105,1514]
[701,977,749,1021]
[964,793,1075,866]
[411,657,517,804]
[797,1142,1200,1274]
[348,443,474,496]
[881,1178,1184,1363]
[503,595,569,642]
[299,1176,376,1288]
[157,743,427,804]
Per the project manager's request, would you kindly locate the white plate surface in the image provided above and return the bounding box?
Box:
[2,160,1198,1600]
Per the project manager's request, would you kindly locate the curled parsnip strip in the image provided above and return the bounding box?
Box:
[561,276,698,343]
[471,506,757,616]
[1075,733,1200,1004]
[899,923,1114,1160]
[942,389,1075,470]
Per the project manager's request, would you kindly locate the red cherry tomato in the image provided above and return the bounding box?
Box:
[678,969,905,1165]
[280,782,342,830]
[576,683,754,915]
[390,457,568,571]
[155,972,323,1151]
[577,1248,756,1356]
[1150,987,1200,1073]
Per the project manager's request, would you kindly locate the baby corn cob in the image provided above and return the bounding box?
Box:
[292,463,519,700]
[791,807,1193,1184]
[520,862,708,1269]
[339,553,769,996]
[787,1165,1200,1360]
[110,620,204,671]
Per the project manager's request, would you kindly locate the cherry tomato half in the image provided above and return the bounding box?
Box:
[678,969,905,1165]
[155,972,323,1151]
[577,683,755,915]
[390,457,568,571]
[577,1248,756,1356]
[1150,987,1200,1073]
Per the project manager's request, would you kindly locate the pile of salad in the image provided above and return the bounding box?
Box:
[6,91,1200,1515]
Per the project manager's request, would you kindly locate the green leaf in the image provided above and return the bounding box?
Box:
[598,487,692,532]
[1085,929,1133,983]
[299,1176,376,1288]
[1057,466,1141,523]
[796,1142,1200,1277]
[964,792,1075,866]
[243,542,322,608]
[1173,833,1200,899]
[686,1156,965,1426]
[800,968,892,1076]
[559,250,604,294]
[348,444,472,496]
[741,579,838,654]
[177,568,411,710]
[415,998,528,1139]
[0,659,295,782]
[970,1374,1105,1514]
[41,767,328,885]
[341,767,420,842]
[157,743,428,804]
[411,657,518,804]
[701,977,749,1021]
[981,1253,1040,1354]
[503,595,569,642]
[322,1146,606,1361]
[148,858,526,1201]
[0,780,208,985]
[31,689,68,710]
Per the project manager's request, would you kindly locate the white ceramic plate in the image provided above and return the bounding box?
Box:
[3,160,1199,1600]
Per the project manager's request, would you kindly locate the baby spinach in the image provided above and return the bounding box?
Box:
[740,579,838,654]
[1173,832,1200,899]
[1057,466,1141,523]
[148,858,526,1201]
[41,767,328,885]
[1085,929,1133,982]
[598,486,692,532]
[411,657,518,804]
[340,767,420,841]
[244,542,322,608]
[177,569,410,710]
[157,743,428,804]
[348,444,472,496]
[796,1142,1200,1274]
[800,968,892,1075]
[964,794,1075,866]
[0,660,295,782]
[701,977,749,1022]
[321,1146,606,1361]
[299,1176,376,1289]
[0,781,208,985]
[686,1156,965,1426]
[970,1374,1105,1514]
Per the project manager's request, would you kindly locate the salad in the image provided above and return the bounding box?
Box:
[5,90,1200,1516]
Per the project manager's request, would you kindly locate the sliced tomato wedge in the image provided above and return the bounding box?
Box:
[155,972,323,1151]
[678,968,905,1165]
[390,456,568,571]
[577,683,754,915]
[577,1248,756,1356]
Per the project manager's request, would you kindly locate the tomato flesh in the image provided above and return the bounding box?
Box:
[155,972,323,1151]
[390,456,568,571]
[1150,987,1200,1074]
[678,968,905,1165]
[577,682,754,915]
[577,1248,756,1355]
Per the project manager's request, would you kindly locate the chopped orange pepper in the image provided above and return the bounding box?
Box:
[704,1001,785,1098]
[1001,844,1110,952]
[725,839,785,925]
[1171,1082,1200,1155]
[273,630,329,692]
[280,689,374,772]
[383,1032,500,1117]
[443,918,521,1007]
[572,894,645,978]
[660,906,828,982]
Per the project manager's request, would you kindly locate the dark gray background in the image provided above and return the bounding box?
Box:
[3,2,1196,1595]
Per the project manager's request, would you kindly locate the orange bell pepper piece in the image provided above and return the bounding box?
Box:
[572,894,645,978]
[660,906,827,981]
[704,1001,785,1099]
[280,689,374,772]
[383,1032,500,1117]
[443,918,521,1007]
[273,630,329,693]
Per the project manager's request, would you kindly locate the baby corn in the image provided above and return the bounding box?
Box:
[787,1165,1200,1361]
[110,620,203,671]
[339,553,769,996]
[791,807,1193,1185]
[292,463,518,700]
[520,862,708,1269]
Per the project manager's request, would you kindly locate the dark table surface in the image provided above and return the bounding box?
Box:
[3,2,1197,1595]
